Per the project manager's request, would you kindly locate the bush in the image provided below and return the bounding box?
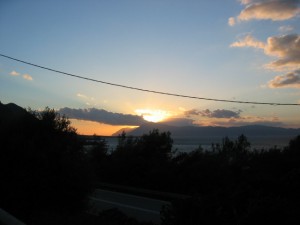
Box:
[0,107,93,219]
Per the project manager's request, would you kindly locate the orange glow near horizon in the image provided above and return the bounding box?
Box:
[135,109,171,123]
[70,119,138,136]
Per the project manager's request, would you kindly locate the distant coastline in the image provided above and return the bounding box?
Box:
[81,134,295,153]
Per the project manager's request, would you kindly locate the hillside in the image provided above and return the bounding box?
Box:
[0,102,28,120]
[111,127,137,136]
[0,101,37,128]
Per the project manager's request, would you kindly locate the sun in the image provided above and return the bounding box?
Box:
[135,109,171,123]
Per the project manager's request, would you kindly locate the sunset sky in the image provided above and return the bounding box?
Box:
[1,0,300,135]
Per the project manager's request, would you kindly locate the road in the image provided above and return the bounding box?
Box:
[89,189,170,224]
[0,208,27,225]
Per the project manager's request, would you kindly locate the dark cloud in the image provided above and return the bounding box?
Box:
[162,118,195,127]
[184,109,201,117]
[194,115,285,127]
[203,109,242,118]
[185,109,241,119]
[58,107,145,126]
[216,119,284,127]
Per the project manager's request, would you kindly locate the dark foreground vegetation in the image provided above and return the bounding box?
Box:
[0,106,92,223]
[1,104,300,224]
[92,131,300,224]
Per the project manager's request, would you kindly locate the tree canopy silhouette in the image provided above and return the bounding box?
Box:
[0,106,92,220]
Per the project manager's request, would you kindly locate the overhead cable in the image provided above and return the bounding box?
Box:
[1,53,299,106]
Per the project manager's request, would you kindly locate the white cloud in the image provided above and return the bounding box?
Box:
[239,0,253,4]
[268,69,300,88]
[230,1,300,89]
[9,71,33,81]
[231,34,300,88]
[230,34,265,49]
[77,93,99,106]
[23,74,33,81]
[238,0,300,22]
[77,93,88,98]
[265,34,300,70]
[228,17,236,26]
[278,25,294,33]
[231,34,300,70]
[230,0,300,26]
[10,70,20,76]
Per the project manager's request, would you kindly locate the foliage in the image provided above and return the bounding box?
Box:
[90,129,173,189]
[160,135,300,225]
[0,107,92,220]
[89,132,300,224]
[5,103,300,224]
[28,107,76,134]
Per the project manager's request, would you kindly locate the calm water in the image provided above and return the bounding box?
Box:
[102,136,293,153]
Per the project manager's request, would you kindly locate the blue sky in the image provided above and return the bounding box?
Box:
[1,0,300,135]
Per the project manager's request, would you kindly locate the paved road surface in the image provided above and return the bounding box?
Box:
[89,189,170,224]
[0,208,26,225]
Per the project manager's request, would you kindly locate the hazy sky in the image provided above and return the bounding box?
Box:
[1,0,300,135]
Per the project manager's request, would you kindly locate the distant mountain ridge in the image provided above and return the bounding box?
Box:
[112,127,137,136]
[118,123,300,138]
[1,101,299,138]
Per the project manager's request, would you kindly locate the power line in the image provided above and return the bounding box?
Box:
[1,53,299,106]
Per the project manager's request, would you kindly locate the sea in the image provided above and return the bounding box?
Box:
[100,135,294,154]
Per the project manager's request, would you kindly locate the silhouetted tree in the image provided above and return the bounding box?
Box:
[87,129,300,224]
[286,135,300,156]
[0,107,92,220]
[100,129,173,188]
[137,129,173,161]
[88,136,110,180]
